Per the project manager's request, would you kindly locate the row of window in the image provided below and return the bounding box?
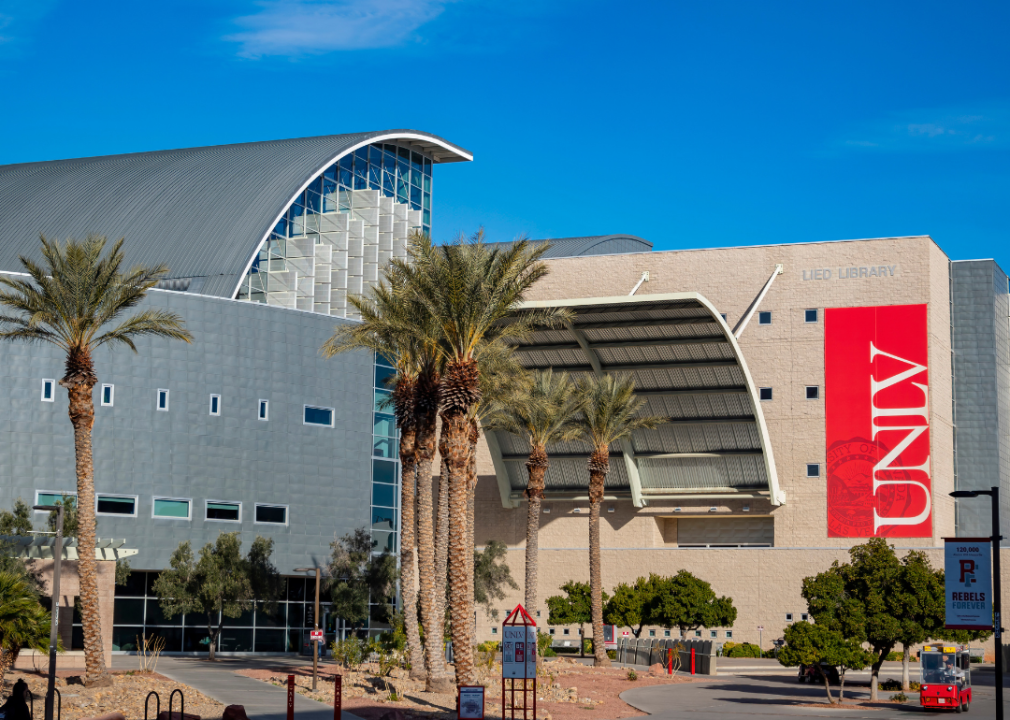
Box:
[757,385,820,401]
[754,309,820,326]
[39,381,335,427]
[34,491,288,525]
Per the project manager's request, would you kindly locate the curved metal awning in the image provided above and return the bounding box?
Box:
[486,292,783,508]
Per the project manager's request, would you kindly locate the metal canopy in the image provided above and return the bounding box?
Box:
[0,536,138,561]
[487,292,783,509]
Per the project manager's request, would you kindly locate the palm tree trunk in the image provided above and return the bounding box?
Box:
[466,421,480,639]
[398,429,425,681]
[524,446,548,613]
[588,448,610,668]
[442,412,475,686]
[435,457,449,628]
[62,366,112,687]
[415,409,451,692]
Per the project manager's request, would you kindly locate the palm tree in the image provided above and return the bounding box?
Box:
[485,370,581,613]
[321,279,426,681]
[324,258,452,693]
[0,571,54,687]
[393,231,567,686]
[0,235,192,686]
[573,374,662,666]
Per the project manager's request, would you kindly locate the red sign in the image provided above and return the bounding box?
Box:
[825,304,931,538]
[310,629,324,641]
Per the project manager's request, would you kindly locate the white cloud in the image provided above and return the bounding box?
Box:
[225,0,451,58]
[837,104,1010,153]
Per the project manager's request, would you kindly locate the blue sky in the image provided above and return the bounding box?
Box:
[1,0,1007,264]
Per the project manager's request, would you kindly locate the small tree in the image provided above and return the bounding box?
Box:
[546,581,609,657]
[153,533,281,660]
[0,571,55,686]
[650,571,737,638]
[604,574,663,638]
[778,621,873,704]
[473,540,519,620]
[328,528,399,629]
[0,499,33,536]
[0,499,43,592]
[802,537,902,701]
[47,495,78,537]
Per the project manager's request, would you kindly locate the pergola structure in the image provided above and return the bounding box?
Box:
[1,536,138,561]
[486,292,784,508]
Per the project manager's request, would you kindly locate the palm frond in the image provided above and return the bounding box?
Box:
[573,374,665,449]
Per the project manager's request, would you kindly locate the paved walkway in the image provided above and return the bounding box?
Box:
[155,656,364,720]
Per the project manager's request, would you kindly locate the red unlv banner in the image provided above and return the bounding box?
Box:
[825,304,931,538]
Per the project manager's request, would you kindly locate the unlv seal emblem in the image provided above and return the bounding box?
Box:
[824,305,932,538]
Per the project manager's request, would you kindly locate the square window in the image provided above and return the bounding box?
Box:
[206,501,241,522]
[563,629,570,636]
[720,313,727,321]
[664,630,670,637]
[649,629,655,637]
[96,495,137,517]
[806,463,820,478]
[785,613,793,622]
[758,311,772,325]
[153,497,191,520]
[801,613,809,621]
[759,387,773,401]
[536,611,541,618]
[806,386,819,400]
[491,627,498,635]
[157,389,169,411]
[304,405,334,427]
[710,630,718,638]
[255,504,288,525]
[35,491,76,511]
[101,384,114,407]
[725,631,733,639]
[694,630,702,637]
[41,379,55,402]
[259,400,269,420]
[210,394,221,416]
[549,628,555,635]
[805,309,818,323]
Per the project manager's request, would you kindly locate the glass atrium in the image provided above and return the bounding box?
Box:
[235,142,432,318]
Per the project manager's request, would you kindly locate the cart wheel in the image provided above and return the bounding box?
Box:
[955,695,962,713]
[962,694,969,712]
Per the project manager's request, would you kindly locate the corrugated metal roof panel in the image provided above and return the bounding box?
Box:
[639,455,767,490]
[485,234,653,259]
[0,130,471,296]
[642,393,754,420]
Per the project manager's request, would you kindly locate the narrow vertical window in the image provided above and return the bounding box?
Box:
[157,389,169,411]
[210,394,221,416]
[101,384,114,407]
[258,399,269,421]
[41,379,55,402]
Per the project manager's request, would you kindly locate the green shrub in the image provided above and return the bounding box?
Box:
[537,630,553,656]
[890,692,908,703]
[477,640,500,653]
[626,669,638,681]
[885,651,903,662]
[542,646,557,657]
[331,636,365,671]
[607,649,616,660]
[970,656,983,663]
[724,642,762,658]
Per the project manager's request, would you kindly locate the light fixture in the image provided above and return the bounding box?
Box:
[607,507,615,513]
[542,507,551,514]
[709,506,718,513]
[573,508,582,514]
[674,507,681,512]
[742,505,750,512]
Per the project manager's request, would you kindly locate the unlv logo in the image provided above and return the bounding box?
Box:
[825,305,932,538]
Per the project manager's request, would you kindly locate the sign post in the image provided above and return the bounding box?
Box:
[501,604,537,720]
[287,675,295,720]
[757,625,764,651]
[334,674,342,720]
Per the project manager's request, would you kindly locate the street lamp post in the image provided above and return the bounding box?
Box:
[295,567,322,690]
[950,487,1003,720]
[34,504,63,720]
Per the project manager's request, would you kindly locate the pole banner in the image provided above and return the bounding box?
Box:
[944,538,993,630]
[824,304,932,537]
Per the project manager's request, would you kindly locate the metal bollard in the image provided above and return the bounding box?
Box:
[667,648,672,675]
[690,647,696,675]
[287,675,295,720]
[333,675,342,720]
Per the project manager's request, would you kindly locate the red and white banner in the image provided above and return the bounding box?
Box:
[825,304,932,538]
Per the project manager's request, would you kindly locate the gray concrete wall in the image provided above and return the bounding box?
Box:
[951,259,1010,539]
[0,289,374,572]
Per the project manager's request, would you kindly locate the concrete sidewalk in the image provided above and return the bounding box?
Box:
[155,656,364,720]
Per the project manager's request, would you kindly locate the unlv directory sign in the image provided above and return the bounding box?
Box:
[825,305,932,537]
[944,539,993,630]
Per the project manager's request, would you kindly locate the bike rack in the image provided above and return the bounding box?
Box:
[145,691,161,720]
[169,688,185,720]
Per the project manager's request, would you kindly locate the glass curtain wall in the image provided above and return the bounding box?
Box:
[371,354,400,629]
[236,142,432,318]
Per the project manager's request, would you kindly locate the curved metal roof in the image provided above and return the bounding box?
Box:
[486,234,652,259]
[0,130,471,297]
[487,293,782,508]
